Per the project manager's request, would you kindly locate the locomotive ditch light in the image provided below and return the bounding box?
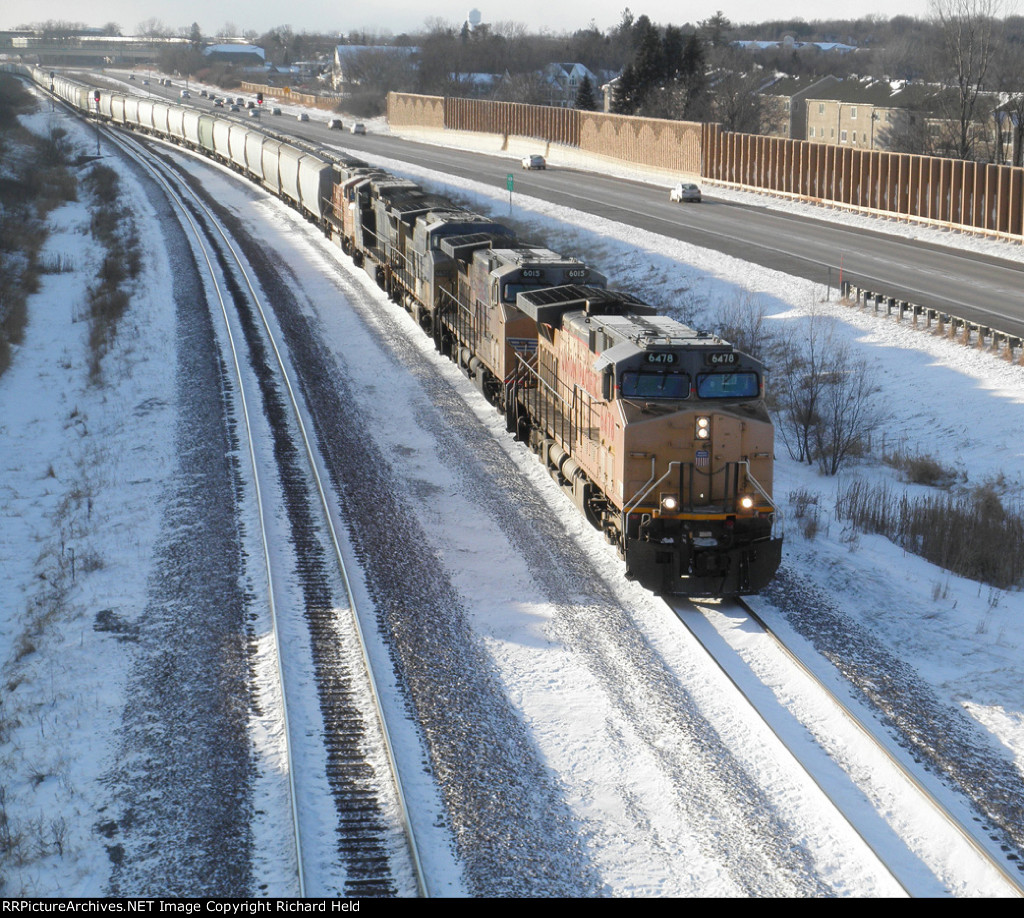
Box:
[740,496,754,510]
[660,493,679,513]
[695,416,710,439]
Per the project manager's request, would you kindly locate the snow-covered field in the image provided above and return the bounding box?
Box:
[1,84,1023,896]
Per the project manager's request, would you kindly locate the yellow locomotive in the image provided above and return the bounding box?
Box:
[508,286,782,596]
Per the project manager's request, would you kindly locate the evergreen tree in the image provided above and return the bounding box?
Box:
[698,11,732,47]
[631,15,664,106]
[575,74,599,110]
[676,32,709,119]
[662,24,685,79]
[612,62,639,113]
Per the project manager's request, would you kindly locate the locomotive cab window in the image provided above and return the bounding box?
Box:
[696,371,760,399]
[502,281,549,304]
[620,370,691,400]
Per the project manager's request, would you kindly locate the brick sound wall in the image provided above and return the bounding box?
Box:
[388,92,1024,241]
[387,92,445,130]
[579,112,703,173]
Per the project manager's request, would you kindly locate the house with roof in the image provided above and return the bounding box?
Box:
[758,74,842,139]
[542,62,600,108]
[803,79,903,148]
[732,36,857,54]
[447,72,508,97]
[800,78,1005,159]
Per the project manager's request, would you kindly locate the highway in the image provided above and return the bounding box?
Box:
[130,77,1024,340]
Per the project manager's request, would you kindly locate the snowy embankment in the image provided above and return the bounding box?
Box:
[0,107,179,892]
[364,124,1024,794]
[1,86,1022,895]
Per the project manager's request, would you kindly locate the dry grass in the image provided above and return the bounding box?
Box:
[883,447,961,488]
[789,487,824,539]
[835,477,1024,589]
[0,467,98,888]
[80,164,141,384]
[0,77,77,382]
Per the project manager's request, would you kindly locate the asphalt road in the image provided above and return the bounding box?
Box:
[340,129,1024,338]
[127,78,1024,340]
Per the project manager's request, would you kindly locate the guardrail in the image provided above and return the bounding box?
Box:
[841,281,1024,363]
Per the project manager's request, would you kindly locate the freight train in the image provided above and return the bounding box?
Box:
[25,66,783,596]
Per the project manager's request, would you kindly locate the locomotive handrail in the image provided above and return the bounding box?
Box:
[624,460,779,518]
[739,460,783,535]
[623,460,675,519]
[510,349,579,452]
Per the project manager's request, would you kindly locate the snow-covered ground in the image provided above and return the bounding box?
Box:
[2,83,1023,896]
[362,121,1024,782]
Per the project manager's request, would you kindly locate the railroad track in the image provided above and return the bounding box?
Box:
[671,595,1024,897]
[103,125,427,896]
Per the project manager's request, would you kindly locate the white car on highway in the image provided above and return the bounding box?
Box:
[669,182,702,203]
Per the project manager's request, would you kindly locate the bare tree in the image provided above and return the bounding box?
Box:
[495,71,550,105]
[876,108,934,155]
[137,18,171,39]
[770,316,832,465]
[711,293,774,363]
[347,48,417,92]
[770,308,886,474]
[929,0,1005,159]
[991,31,1024,164]
[812,345,885,475]
[708,62,765,133]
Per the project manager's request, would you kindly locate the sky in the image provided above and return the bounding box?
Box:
[3,0,933,38]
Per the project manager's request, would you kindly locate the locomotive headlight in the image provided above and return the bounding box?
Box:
[695,416,711,439]
[740,496,754,510]
[660,493,679,512]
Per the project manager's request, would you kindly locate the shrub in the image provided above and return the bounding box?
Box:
[835,477,1024,588]
[82,163,120,206]
[788,487,822,539]
[770,310,887,474]
[883,448,959,488]
[79,163,140,382]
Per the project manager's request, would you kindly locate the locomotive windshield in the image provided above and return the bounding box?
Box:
[620,370,691,399]
[696,372,760,399]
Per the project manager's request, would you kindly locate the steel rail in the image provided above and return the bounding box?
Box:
[100,127,309,895]
[737,597,1024,898]
[669,596,910,896]
[109,126,429,897]
[674,594,1023,897]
